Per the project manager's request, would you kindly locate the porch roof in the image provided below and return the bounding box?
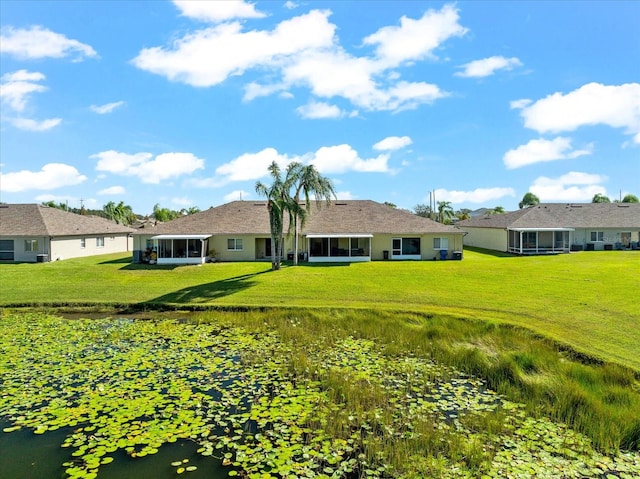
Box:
[508,228,574,232]
[151,234,211,240]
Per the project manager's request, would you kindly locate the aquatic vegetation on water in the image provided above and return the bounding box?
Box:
[0,311,638,478]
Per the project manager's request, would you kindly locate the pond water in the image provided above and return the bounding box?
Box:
[0,420,227,479]
[2,311,639,479]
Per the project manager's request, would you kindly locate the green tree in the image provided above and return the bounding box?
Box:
[488,206,506,215]
[255,162,292,271]
[413,203,433,219]
[180,206,201,215]
[289,163,335,265]
[519,192,540,209]
[456,208,471,220]
[383,201,397,208]
[152,203,180,222]
[621,194,639,203]
[592,193,610,203]
[437,201,454,224]
[103,201,136,225]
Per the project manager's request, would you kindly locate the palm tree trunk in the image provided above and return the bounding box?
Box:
[293,214,299,266]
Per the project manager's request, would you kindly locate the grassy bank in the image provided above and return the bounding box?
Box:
[1,249,638,370]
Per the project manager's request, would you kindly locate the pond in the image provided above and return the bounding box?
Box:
[1,311,639,478]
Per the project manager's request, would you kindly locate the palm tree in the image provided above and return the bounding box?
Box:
[103,201,136,225]
[437,201,454,224]
[519,192,540,209]
[255,161,294,271]
[289,163,335,265]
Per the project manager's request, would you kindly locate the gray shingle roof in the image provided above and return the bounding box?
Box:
[136,200,462,236]
[0,204,135,236]
[458,203,640,229]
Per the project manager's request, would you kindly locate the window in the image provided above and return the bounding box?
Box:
[393,237,421,256]
[96,237,105,247]
[80,238,86,248]
[590,231,604,242]
[433,238,449,250]
[227,238,243,251]
[0,239,15,260]
[24,239,38,252]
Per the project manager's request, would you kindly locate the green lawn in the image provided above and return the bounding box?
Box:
[1,249,639,370]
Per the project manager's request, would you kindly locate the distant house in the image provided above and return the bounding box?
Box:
[0,204,134,262]
[458,203,640,254]
[132,200,464,264]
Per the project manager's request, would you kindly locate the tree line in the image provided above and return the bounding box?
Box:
[40,201,201,226]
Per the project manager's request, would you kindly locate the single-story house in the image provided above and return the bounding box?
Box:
[132,200,464,264]
[458,203,640,254]
[0,204,134,262]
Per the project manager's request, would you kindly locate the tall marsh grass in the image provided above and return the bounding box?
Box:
[205,308,640,453]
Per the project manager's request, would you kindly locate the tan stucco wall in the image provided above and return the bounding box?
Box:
[1,234,131,262]
[50,235,131,261]
[371,233,463,260]
[461,227,507,252]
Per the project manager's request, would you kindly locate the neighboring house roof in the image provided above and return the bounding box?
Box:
[0,204,135,236]
[458,203,640,230]
[135,200,462,236]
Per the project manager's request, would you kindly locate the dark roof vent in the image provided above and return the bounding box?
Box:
[335,202,348,206]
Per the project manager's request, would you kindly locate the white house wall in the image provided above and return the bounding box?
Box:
[460,227,507,252]
[1,235,49,262]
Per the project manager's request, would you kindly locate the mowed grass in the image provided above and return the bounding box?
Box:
[1,248,639,370]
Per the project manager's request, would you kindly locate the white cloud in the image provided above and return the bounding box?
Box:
[284,1,298,10]
[433,187,516,204]
[132,10,336,88]
[510,98,532,110]
[335,191,355,200]
[171,197,195,207]
[0,69,47,112]
[173,0,265,23]
[215,147,293,183]
[310,144,390,174]
[133,6,461,113]
[98,186,125,195]
[90,101,125,114]
[455,55,522,78]
[516,82,640,143]
[0,25,97,60]
[7,117,62,131]
[503,137,593,169]
[373,135,412,151]
[93,150,205,184]
[296,101,342,119]
[362,4,468,66]
[224,190,251,202]
[0,163,87,192]
[530,171,608,202]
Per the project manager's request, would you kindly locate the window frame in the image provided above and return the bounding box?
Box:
[24,239,39,252]
[433,237,449,250]
[590,231,604,242]
[227,238,244,251]
[96,237,105,247]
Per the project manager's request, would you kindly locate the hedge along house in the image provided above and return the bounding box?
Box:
[458,203,640,254]
[0,204,134,262]
[132,200,464,264]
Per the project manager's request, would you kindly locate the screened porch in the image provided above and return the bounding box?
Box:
[307,234,372,262]
[507,228,573,255]
[150,234,211,264]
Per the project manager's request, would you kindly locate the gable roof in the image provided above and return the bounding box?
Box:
[0,204,135,237]
[136,200,462,236]
[458,203,640,230]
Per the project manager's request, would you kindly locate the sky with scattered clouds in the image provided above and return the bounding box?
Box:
[1,0,638,214]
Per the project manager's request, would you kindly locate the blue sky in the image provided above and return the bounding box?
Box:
[1,0,638,215]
